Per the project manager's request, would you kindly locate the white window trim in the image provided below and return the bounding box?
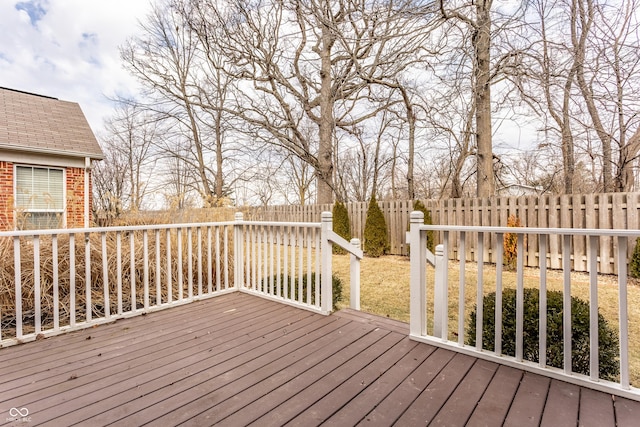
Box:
[13,164,67,229]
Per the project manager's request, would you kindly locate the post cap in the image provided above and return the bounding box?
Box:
[410,211,424,222]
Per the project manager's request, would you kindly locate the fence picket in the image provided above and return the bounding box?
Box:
[115,192,640,273]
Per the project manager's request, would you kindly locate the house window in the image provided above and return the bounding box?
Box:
[15,165,65,229]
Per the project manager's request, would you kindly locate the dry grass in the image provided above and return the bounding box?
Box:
[332,253,640,386]
[105,207,242,227]
[0,229,234,336]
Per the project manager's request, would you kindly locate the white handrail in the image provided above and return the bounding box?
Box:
[2,220,237,347]
[408,211,640,401]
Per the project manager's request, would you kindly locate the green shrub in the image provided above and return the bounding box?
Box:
[412,199,435,252]
[332,201,351,255]
[363,194,389,257]
[467,288,619,381]
[261,273,343,310]
[630,238,640,279]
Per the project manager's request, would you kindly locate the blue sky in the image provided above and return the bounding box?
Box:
[0,0,153,135]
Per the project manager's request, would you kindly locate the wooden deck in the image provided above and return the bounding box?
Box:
[1,292,639,426]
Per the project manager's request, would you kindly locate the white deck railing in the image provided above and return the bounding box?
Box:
[235,212,362,313]
[408,210,640,401]
[0,212,362,348]
[1,221,237,346]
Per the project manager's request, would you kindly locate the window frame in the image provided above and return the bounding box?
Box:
[14,164,66,229]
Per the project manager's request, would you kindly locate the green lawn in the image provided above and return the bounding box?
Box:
[332,253,640,387]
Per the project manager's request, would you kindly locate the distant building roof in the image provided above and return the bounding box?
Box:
[0,87,104,160]
[497,183,545,197]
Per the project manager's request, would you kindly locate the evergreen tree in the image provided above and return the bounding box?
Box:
[332,201,351,254]
[364,195,389,257]
[630,238,640,279]
[413,199,435,252]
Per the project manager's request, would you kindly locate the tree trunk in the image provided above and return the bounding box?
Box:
[617,127,640,191]
[317,19,335,204]
[215,107,224,204]
[475,1,495,197]
[398,86,416,199]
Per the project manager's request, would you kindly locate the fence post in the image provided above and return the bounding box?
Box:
[350,238,361,310]
[433,244,445,338]
[410,211,427,337]
[234,212,244,290]
[321,212,333,314]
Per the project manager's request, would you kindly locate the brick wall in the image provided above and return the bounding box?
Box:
[0,163,92,230]
[0,161,14,229]
[66,167,92,228]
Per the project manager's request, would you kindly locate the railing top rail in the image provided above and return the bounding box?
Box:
[238,220,321,229]
[0,220,238,238]
[419,224,640,237]
[327,231,363,259]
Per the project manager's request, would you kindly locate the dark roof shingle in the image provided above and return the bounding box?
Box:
[0,87,104,159]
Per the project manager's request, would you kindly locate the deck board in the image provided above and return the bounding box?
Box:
[466,364,522,426]
[539,380,580,427]
[0,292,634,426]
[430,359,499,426]
[321,342,435,426]
[503,372,551,427]
[579,387,616,427]
[215,326,398,427]
[394,352,476,425]
[357,348,457,425]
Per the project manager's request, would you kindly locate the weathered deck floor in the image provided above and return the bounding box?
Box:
[1,292,639,426]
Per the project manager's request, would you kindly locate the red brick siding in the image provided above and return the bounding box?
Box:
[0,161,14,229]
[66,167,92,228]
[0,163,92,231]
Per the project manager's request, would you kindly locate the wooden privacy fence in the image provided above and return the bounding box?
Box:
[249,192,640,274]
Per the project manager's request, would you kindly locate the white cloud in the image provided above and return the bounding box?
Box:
[0,0,153,134]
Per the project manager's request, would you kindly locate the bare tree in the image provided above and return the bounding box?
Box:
[189,0,434,204]
[438,0,496,197]
[281,154,315,205]
[508,0,640,193]
[161,147,199,209]
[92,137,128,221]
[507,0,582,193]
[102,103,158,211]
[121,2,235,206]
[579,0,640,191]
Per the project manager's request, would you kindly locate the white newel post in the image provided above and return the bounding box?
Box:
[234,212,244,290]
[409,211,427,337]
[433,244,445,338]
[320,212,333,314]
[350,238,361,310]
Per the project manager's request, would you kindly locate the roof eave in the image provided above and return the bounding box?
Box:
[0,143,104,161]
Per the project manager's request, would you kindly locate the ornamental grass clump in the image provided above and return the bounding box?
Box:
[0,229,234,336]
[503,214,522,271]
[467,288,619,381]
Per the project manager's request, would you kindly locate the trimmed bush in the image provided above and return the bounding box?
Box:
[363,194,389,257]
[332,201,351,255]
[262,273,343,310]
[412,199,435,252]
[467,288,619,380]
[630,238,640,279]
